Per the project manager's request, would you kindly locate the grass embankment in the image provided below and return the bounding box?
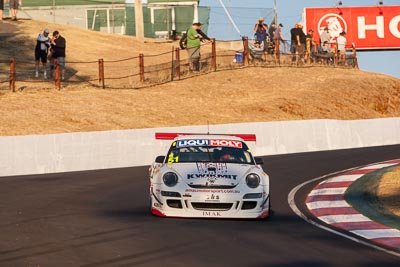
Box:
[346,166,400,230]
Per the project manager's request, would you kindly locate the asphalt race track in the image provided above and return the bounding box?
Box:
[1,145,400,267]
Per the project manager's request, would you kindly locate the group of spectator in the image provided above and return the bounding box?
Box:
[0,0,21,21]
[307,26,348,64]
[252,17,348,65]
[252,18,285,53]
[34,28,66,80]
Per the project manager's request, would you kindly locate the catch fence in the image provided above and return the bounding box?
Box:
[0,38,358,92]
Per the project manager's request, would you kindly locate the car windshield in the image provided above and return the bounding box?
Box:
[166,139,254,164]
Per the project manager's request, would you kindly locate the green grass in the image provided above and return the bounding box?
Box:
[345,165,400,230]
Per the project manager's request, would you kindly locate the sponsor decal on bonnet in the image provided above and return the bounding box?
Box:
[187,173,237,179]
[176,139,243,148]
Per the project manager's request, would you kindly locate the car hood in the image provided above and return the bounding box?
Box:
[171,162,252,187]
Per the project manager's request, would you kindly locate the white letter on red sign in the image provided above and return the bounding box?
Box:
[389,15,400,38]
[358,16,384,39]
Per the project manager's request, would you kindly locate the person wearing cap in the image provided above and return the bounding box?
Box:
[50,30,66,80]
[336,31,347,64]
[35,28,51,79]
[253,17,268,51]
[186,22,212,72]
[320,27,331,46]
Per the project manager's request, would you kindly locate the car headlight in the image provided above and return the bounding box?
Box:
[163,172,178,187]
[245,173,260,188]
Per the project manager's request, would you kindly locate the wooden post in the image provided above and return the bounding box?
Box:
[243,37,249,66]
[352,46,359,69]
[139,53,144,82]
[306,38,311,64]
[333,43,338,65]
[54,59,61,90]
[9,58,16,92]
[98,58,105,89]
[171,47,175,81]
[175,47,180,80]
[275,39,280,65]
[211,38,216,72]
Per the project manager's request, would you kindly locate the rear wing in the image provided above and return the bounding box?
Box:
[155,133,256,141]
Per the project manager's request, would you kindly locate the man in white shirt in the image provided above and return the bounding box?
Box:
[336,31,347,64]
[34,28,51,78]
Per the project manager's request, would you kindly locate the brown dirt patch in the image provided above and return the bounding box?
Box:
[377,167,400,216]
[1,20,399,137]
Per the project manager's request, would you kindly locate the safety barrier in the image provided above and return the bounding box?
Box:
[0,118,399,177]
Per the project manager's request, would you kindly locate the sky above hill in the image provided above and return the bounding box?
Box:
[198,0,400,78]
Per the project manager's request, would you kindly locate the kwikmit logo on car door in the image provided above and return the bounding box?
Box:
[303,6,400,50]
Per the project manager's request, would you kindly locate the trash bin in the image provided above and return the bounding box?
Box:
[235,52,243,63]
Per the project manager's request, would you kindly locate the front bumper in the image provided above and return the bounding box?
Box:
[150,185,270,219]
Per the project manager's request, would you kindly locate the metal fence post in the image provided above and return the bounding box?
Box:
[98,58,105,89]
[211,38,216,72]
[175,47,180,80]
[55,59,61,90]
[139,53,144,83]
[9,58,16,92]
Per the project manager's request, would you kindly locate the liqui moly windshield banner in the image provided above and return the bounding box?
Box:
[303,6,400,50]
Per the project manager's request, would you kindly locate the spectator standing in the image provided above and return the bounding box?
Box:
[0,0,4,21]
[34,28,51,79]
[298,24,307,59]
[336,31,347,64]
[186,22,211,72]
[253,17,268,51]
[306,29,317,61]
[268,23,276,42]
[273,23,285,52]
[9,0,20,21]
[320,27,331,46]
[50,30,66,80]
[290,23,306,62]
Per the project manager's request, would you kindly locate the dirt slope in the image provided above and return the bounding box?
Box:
[1,20,399,136]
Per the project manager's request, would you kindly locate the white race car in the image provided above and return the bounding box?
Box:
[149,133,270,219]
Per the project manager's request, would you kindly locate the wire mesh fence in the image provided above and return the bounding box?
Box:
[2,38,358,92]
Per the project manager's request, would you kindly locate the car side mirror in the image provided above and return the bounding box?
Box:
[254,157,264,165]
[155,156,165,163]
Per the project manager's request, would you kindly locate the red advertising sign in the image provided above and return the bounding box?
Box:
[303,6,400,50]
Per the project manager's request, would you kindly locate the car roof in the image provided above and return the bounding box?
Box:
[173,134,244,142]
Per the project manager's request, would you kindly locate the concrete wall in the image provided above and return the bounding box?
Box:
[1,118,399,177]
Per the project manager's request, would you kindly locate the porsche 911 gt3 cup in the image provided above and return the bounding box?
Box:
[149,133,270,219]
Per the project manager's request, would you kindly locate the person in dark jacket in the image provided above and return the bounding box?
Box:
[50,30,66,80]
[253,17,268,51]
